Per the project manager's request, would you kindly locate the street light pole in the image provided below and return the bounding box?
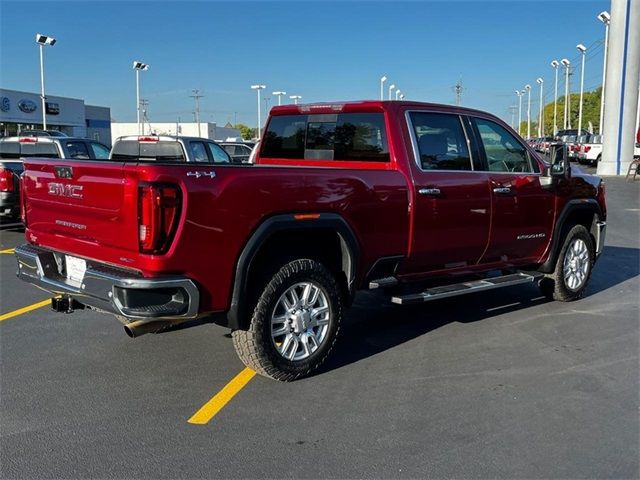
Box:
[35,33,56,130]
[133,61,149,136]
[395,89,401,100]
[577,44,587,135]
[597,11,610,134]
[272,91,286,106]
[250,85,266,140]
[527,85,532,138]
[561,58,571,130]
[516,90,524,136]
[551,60,560,135]
[536,78,544,137]
[289,95,302,105]
[380,76,387,101]
[388,84,395,100]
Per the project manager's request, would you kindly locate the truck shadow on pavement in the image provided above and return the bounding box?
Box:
[318,245,639,376]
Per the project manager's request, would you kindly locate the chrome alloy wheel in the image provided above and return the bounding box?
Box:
[271,282,330,361]
[563,238,590,290]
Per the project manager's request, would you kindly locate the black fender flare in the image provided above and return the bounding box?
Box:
[227,213,360,330]
[539,198,604,273]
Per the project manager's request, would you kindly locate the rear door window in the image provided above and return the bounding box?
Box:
[189,141,210,163]
[261,113,389,162]
[409,112,472,171]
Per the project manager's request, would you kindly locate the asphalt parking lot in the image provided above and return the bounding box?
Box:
[1,169,638,479]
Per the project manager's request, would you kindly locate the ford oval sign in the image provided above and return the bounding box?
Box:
[0,97,9,112]
[18,99,37,113]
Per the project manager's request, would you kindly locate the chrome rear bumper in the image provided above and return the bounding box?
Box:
[15,244,200,322]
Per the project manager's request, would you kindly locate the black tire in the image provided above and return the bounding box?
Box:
[232,259,342,381]
[539,224,595,301]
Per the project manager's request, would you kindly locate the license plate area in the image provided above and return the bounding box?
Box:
[65,255,86,284]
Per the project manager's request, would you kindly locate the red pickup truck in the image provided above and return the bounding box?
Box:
[15,101,607,381]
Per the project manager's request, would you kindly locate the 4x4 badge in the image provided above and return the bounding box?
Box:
[187,171,216,179]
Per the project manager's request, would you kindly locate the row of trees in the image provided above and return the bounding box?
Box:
[233,124,258,140]
[518,87,602,137]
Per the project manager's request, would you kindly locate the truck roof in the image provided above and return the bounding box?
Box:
[269,100,496,117]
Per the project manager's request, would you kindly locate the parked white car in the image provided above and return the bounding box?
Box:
[577,135,603,166]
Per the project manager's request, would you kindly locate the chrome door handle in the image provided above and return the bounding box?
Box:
[419,188,441,196]
[493,187,512,194]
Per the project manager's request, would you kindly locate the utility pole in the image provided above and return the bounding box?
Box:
[139,99,149,135]
[189,89,204,137]
[509,105,517,129]
[453,79,464,106]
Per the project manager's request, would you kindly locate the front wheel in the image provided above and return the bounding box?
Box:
[232,259,342,381]
[539,224,595,301]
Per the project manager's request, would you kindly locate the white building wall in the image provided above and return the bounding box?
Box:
[111,122,241,141]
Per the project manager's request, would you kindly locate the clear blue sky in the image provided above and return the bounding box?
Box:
[0,0,609,127]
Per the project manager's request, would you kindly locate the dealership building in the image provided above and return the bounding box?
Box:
[0,88,111,145]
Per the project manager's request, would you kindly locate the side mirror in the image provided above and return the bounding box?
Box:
[541,143,570,187]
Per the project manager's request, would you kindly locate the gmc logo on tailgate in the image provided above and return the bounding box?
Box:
[48,183,83,199]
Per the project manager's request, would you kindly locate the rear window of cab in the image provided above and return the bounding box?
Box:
[261,113,389,162]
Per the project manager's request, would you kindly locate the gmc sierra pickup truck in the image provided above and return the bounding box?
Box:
[15,101,607,381]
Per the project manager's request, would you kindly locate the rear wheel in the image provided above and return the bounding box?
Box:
[232,259,342,381]
[539,224,595,301]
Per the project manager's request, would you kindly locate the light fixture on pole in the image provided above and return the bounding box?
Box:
[597,11,610,134]
[250,85,266,140]
[289,95,302,104]
[380,76,387,101]
[35,33,56,130]
[516,90,524,136]
[536,78,544,137]
[524,84,532,139]
[551,60,560,135]
[388,84,395,100]
[576,44,587,136]
[272,91,287,106]
[399,94,405,100]
[561,58,571,130]
[133,61,149,136]
[395,89,401,100]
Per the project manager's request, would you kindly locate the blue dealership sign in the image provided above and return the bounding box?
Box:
[18,99,37,113]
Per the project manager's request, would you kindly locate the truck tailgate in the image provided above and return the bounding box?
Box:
[22,159,138,254]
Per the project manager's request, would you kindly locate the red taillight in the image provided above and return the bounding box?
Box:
[0,168,14,192]
[138,136,159,143]
[18,137,38,143]
[138,183,181,254]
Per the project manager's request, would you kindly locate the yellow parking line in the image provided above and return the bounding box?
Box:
[188,367,256,425]
[0,248,15,254]
[0,299,51,322]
